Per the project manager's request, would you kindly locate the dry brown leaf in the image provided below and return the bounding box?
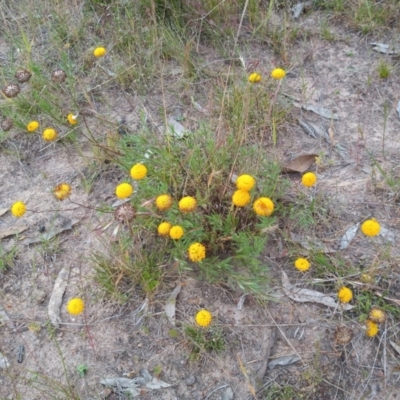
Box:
[0,225,28,239]
[282,154,318,173]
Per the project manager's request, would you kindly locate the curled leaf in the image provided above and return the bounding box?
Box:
[282,154,318,173]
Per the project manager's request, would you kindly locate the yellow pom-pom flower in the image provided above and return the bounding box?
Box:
[42,128,58,142]
[195,309,212,327]
[365,320,379,337]
[93,47,106,57]
[115,183,133,199]
[158,222,172,237]
[11,201,26,217]
[253,197,274,216]
[338,287,353,303]
[232,190,251,207]
[294,258,310,272]
[156,194,173,211]
[169,225,184,240]
[67,113,78,125]
[301,172,317,187]
[248,73,261,83]
[368,307,386,324]
[236,174,256,191]
[188,242,206,262]
[130,164,147,180]
[361,219,380,237]
[271,68,286,80]
[178,196,197,213]
[54,183,71,201]
[27,121,40,132]
[66,298,85,315]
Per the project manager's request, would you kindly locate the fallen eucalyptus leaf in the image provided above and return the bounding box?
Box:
[164,284,181,326]
[397,101,400,119]
[298,119,316,138]
[0,352,10,369]
[282,154,318,173]
[302,105,339,120]
[282,271,354,310]
[101,378,140,397]
[290,232,335,253]
[0,304,11,324]
[166,116,187,138]
[390,340,400,356]
[0,208,8,217]
[339,224,359,250]
[26,219,79,244]
[268,355,301,369]
[0,225,28,239]
[48,267,70,328]
[379,226,396,243]
[146,377,173,390]
[370,43,399,55]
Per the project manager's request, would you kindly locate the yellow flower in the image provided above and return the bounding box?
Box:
[361,219,380,237]
[11,201,26,217]
[179,196,197,213]
[42,128,58,142]
[54,183,71,201]
[169,225,184,240]
[67,113,78,125]
[158,222,172,236]
[301,172,317,187]
[66,298,85,315]
[27,121,39,132]
[248,73,261,83]
[236,174,256,191]
[156,194,173,211]
[130,163,147,180]
[365,320,379,337]
[338,287,353,303]
[188,242,206,262]
[93,47,106,57]
[271,68,286,80]
[195,309,212,327]
[294,258,310,272]
[232,190,251,207]
[368,308,386,324]
[253,197,274,216]
[115,183,133,199]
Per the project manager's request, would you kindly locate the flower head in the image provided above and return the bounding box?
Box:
[179,196,197,213]
[368,307,386,324]
[301,172,317,187]
[158,222,172,236]
[3,84,20,98]
[27,121,40,132]
[169,225,184,240]
[11,201,26,217]
[156,194,173,211]
[188,242,206,262]
[294,258,310,272]
[66,298,85,315]
[271,68,286,80]
[334,325,353,345]
[115,183,133,199]
[365,320,379,337]
[248,73,261,83]
[1,118,13,132]
[338,287,353,303]
[236,174,256,191]
[232,190,251,207]
[67,113,78,125]
[51,69,67,83]
[130,163,147,180]
[54,183,71,201]
[361,219,380,237]
[195,309,212,327]
[253,197,274,216]
[114,203,135,223]
[94,47,106,57]
[42,128,58,142]
[15,69,32,83]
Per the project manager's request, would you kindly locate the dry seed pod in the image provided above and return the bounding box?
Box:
[51,69,67,83]
[368,307,387,324]
[3,84,20,98]
[334,325,353,345]
[114,203,135,223]
[1,118,13,131]
[15,69,32,83]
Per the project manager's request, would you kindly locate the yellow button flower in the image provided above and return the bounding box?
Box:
[232,190,250,207]
[294,258,310,272]
[271,68,286,80]
[178,196,197,213]
[301,172,317,187]
[156,194,173,211]
[248,73,261,83]
[169,225,184,240]
[130,163,147,180]
[42,128,58,142]
[158,222,172,236]
[54,183,71,201]
[365,320,379,337]
[11,201,26,217]
[338,287,353,303]
[195,309,212,327]
[27,121,40,132]
[188,242,206,262]
[115,183,133,199]
[253,197,274,216]
[361,219,380,237]
[236,174,256,191]
[93,47,106,57]
[66,298,85,315]
[67,113,78,125]
[368,308,386,324]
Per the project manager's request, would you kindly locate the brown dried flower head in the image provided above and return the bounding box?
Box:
[114,203,135,223]
[334,325,353,345]
[1,118,13,131]
[51,69,67,83]
[3,84,20,98]
[15,69,32,83]
[368,307,387,324]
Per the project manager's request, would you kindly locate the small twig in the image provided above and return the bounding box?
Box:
[204,384,229,400]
